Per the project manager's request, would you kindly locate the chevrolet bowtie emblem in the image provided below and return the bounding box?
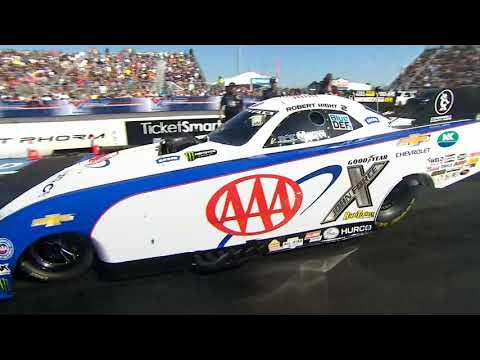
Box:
[31,213,75,227]
[397,134,430,146]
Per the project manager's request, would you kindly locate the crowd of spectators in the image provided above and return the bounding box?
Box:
[391,45,480,90]
[0,48,212,102]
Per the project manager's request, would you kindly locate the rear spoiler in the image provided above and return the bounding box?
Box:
[402,87,480,126]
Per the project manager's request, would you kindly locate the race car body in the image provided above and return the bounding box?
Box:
[1,89,479,300]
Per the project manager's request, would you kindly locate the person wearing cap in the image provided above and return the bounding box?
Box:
[262,77,280,100]
[220,82,244,123]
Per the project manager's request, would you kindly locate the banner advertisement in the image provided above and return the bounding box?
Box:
[125,116,223,145]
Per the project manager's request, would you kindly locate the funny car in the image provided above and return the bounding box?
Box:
[1,88,479,300]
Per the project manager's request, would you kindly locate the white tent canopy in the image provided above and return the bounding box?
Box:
[215,72,271,86]
[347,82,373,91]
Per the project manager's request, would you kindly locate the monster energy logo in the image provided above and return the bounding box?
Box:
[0,278,9,293]
[184,149,217,162]
[322,161,389,224]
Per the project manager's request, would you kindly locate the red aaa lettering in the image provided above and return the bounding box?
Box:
[207,174,303,236]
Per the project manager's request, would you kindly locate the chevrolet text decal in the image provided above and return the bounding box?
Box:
[322,161,389,224]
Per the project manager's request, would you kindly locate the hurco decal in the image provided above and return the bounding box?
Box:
[348,154,387,165]
[343,210,375,220]
[184,149,217,161]
[0,133,105,145]
[140,120,222,135]
[322,161,389,224]
[206,174,303,236]
[340,224,373,236]
[31,213,75,228]
[397,134,430,146]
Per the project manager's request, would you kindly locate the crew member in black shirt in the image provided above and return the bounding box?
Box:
[262,77,280,100]
[220,82,244,123]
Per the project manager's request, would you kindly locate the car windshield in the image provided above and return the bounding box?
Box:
[208,109,277,146]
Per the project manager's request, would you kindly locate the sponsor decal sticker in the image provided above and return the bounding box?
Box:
[431,170,446,177]
[329,114,353,131]
[0,239,14,261]
[0,278,9,293]
[461,169,470,175]
[282,236,303,250]
[396,148,430,158]
[206,174,303,236]
[296,130,328,142]
[322,161,389,224]
[156,155,180,164]
[184,149,217,162]
[365,117,380,124]
[434,89,454,115]
[268,239,282,253]
[86,152,118,168]
[0,264,11,276]
[323,227,340,240]
[340,224,373,236]
[348,154,387,165]
[305,230,322,242]
[397,134,430,146]
[343,210,375,220]
[430,115,452,123]
[31,213,75,228]
[437,131,459,148]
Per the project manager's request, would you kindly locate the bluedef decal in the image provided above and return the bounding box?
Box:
[329,114,353,131]
[322,161,389,224]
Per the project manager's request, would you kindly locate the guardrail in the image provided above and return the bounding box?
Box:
[0,96,263,118]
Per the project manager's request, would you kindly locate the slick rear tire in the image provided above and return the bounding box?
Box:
[376,180,416,228]
[19,233,94,282]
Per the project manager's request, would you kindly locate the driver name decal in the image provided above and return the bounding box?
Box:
[206,174,303,236]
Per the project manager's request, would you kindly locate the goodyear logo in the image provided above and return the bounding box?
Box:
[32,213,75,228]
[397,134,430,147]
[0,278,9,293]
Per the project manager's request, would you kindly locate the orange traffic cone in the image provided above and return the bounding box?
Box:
[27,148,41,161]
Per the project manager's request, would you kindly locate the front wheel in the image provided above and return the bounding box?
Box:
[19,233,94,281]
[376,180,416,228]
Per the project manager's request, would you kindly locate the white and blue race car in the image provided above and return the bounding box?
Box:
[1,89,479,300]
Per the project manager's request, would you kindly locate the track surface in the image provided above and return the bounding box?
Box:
[0,156,479,314]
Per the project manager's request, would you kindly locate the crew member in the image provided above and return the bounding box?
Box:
[317,73,333,94]
[262,77,280,100]
[220,82,244,123]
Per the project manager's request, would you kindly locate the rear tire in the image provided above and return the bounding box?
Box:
[19,233,94,282]
[376,180,416,228]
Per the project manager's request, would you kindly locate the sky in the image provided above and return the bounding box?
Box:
[0,45,426,88]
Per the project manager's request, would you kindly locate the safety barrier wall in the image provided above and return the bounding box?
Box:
[0,96,263,118]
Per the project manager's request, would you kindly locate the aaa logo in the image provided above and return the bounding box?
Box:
[206,174,303,236]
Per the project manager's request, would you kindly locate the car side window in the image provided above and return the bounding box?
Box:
[265,109,362,148]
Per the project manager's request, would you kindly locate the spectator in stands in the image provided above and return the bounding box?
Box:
[220,82,244,123]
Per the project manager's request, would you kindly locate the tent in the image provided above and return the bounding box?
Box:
[215,72,271,86]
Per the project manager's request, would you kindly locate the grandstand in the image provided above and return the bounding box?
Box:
[0,48,209,101]
[390,45,480,90]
